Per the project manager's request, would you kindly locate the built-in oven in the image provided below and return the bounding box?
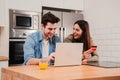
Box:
[9,9,41,66]
[9,39,25,66]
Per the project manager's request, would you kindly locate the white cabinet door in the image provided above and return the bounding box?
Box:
[8,0,42,12]
[0,61,8,80]
[42,0,63,9]
[63,0,84,10]
[42,0,83,10]
[0,0,5,26]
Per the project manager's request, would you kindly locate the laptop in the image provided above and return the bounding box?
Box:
[54,43,83,67]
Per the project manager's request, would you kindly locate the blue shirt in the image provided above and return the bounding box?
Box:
[23,30,61,65]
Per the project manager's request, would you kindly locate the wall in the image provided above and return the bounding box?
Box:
[0,0,42,79]
[0,27,9,57]
[84,0,120,61]
[0,0,9,57]
[0,26,1,45]
[0,0,42,57]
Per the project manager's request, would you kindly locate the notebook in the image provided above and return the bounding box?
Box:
[54,43,83,66]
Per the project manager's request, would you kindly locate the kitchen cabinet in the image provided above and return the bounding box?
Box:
[8,0,42,12]
[42,0,84,10]
[42,0,63,9]
[0,0,5,26]
[63,0,84,10]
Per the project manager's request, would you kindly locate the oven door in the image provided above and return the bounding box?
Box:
[9,39,25,66]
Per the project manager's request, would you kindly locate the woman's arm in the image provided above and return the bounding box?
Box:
[82,37,99,64]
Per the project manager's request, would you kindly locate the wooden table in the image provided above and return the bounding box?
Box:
[2,65,120,80]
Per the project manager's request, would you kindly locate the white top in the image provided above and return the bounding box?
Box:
[42,40,49,58]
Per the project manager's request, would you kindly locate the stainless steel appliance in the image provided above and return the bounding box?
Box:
[9,9,41,66]
[9,9,40,38]
[9,39,25,66]
[42,7,83,42]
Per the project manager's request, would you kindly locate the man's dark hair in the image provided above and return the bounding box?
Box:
[41,12,60,27]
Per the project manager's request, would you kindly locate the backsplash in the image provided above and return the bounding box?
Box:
[91,26,120,61]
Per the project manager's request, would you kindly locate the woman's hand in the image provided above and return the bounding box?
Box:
[82,47,96,59]
[82,59,88,64]
[82,49,92,65]
[82,47,97,64]
[82,49,92,59]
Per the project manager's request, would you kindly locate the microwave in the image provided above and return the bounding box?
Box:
[10,9,40,30]
[9,9,40,38]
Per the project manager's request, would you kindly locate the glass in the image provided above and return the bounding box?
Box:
[39,58,48,70]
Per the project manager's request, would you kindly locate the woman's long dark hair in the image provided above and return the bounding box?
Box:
[72,20,91,52]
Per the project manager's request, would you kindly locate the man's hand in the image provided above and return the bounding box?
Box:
[48,52,55,62]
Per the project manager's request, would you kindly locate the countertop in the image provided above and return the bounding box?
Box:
[0,56,9,61]
[2,65,120,80]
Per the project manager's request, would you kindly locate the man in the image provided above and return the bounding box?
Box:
[23,12,61,65]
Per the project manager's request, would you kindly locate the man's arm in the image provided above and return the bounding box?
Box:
[26,52,55,65]
[26,58,41,65]
[23,35,36,65]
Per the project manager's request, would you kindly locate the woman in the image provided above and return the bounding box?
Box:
[63,20,98,64]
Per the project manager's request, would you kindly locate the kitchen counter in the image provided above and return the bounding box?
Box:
[0,56,8,80]
[0,56,9,61]
[2,65,120,80]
